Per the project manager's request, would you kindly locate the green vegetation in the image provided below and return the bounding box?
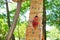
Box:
[46,0,60,40]
[0,0,60,40]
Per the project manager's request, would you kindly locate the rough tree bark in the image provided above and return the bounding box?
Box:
[5,0,15,40]
[26,0,44,40]
[6,0,22,40]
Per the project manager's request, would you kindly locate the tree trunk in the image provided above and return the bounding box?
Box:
[5,0,10,28]
[43,0,46,40]
[6,0,22,40]
[26,0,44,40]
[5,0,15,40]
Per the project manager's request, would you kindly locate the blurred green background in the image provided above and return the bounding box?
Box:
[0,0,60,40]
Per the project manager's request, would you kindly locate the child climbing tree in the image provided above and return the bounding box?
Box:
[26,0,45,40]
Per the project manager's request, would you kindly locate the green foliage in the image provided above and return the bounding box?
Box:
[0,0,5,8]
[46,27,60,40]
[0,14,9,40]
[14,21,28,39]
[46,0,60,29]
[46,0,60,40]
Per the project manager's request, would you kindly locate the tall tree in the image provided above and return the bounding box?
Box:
[26,0,44,40]
[5,0,15,40]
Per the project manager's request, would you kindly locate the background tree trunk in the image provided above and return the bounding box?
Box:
[5,0,15,40]
[43,0,46,40]
[6,0,22,40]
